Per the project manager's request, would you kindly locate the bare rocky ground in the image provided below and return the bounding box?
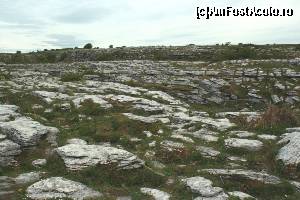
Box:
[0,48,300,199]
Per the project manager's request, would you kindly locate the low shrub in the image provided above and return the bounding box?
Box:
[78,99,106,116]
[234,105,299,134]
[83,43,93,49]
[61,72,83,82]
[255,105,298,129]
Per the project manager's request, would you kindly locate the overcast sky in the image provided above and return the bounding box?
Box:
[0,0,299,52]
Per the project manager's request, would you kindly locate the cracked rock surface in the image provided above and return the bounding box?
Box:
[56,142,145,170]
[26,177,102,200]
[0,50,299,199]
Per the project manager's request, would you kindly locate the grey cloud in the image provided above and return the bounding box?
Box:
[0,0,41,24]
[44,34,93,48]
[142,32,198,44]
[0,0,299,52]
[55,6,111,24]
[0,22,46,37]
[0,23,40,29]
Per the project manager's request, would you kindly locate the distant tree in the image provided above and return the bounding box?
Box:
[84,43,93,49]
[74,47,78,49]
[109,45,114,48]
[12,51,23,63]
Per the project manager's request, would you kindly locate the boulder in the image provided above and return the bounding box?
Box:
[181,176,224,197]
[0,139,21,166]
[32,159,47,168]
[26,177,102,200]
[56,143,144,170]
[15,172,41,185]
[0,117,56,147]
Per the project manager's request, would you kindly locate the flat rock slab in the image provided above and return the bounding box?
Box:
[72,94,112,109]
[32,91,70,103]
[257,134,277,141]
[277,131,300,166]
[108,94,169,113]
[56,143,144,170]
[225,138,263,151]
[0,105,20,122]
[86,81,146,95]
[194,192,228,200]
[216,112,261,122]
[173,112,235,131]
[286,127,300,133]
[229,131,255,138]
[228,191,256,199]
[196,146,221,159]
[146,90,182,105]
[140,187,170,200]
[160,140,185,151]
[123,113,170,124]
[200,169,281,184]
[186,129,219,142]
[171,134,194,143]
[26,177,102,200]
[198,134,219,142]
[67,138,88,145]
